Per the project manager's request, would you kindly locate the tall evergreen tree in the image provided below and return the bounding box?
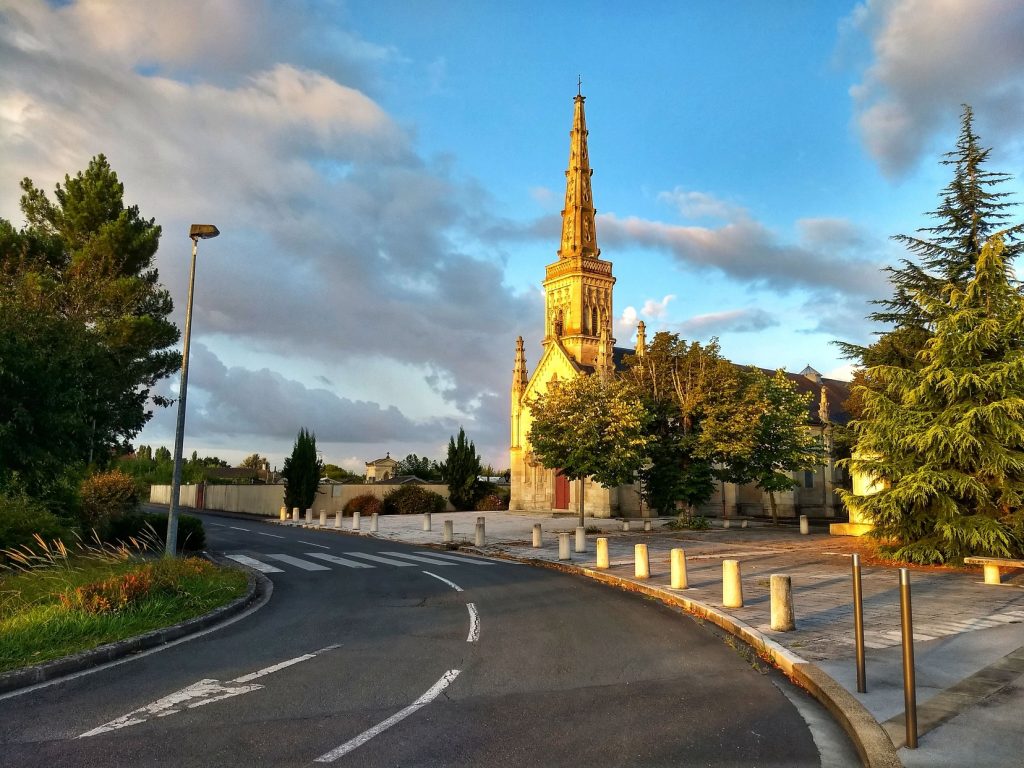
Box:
[281,428,323,511]
[843,236,1024,564]
[441,428,483,510]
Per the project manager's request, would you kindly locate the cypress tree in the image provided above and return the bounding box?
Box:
[843,236,1024,564]
[441,427,483,511]
[281,428,323,511]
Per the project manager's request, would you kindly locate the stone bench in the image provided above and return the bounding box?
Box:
[964,556,1024,585]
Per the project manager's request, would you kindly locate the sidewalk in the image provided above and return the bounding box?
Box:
[295,509,1024,768]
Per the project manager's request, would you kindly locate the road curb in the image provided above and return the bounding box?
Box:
[0,556,269,695]
[483,552,901,768]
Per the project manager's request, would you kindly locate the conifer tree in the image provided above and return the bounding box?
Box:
[282,428,323,511]
[843,236,1024,564]
[441,427,483,510]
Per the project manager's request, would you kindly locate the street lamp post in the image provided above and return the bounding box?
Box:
[166,224,219,556]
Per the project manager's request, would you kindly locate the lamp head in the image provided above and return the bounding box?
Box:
[189,224,220,240]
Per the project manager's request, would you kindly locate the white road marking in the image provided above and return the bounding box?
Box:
[79,647,338,738]
[411,551,494,566]
[209,523,227,527]
[380,551,456,566]
[257,532,285,539]
[229,526,251,532]
[466,603,480,642]
[343,552,416,567]
[422,571,463,592]
[314,669,460,763]
[225,554,283,573]
[298,540,331,549]
[306,552,375,569]
[265,554,330,571]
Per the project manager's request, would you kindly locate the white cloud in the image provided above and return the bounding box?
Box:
[640,294,675,319]
[658,187,746,221]
[677,308,779,338]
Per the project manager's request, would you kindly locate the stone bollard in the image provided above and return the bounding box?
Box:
[644,519,652,532]
[443,519,454,543]
[305,508,312,525]
[575,526,586,553]
[475,522,486,547]
[279,506,287,522]
[558,532,571,561]
[477,516,486,526]
[635,544,650,579]
[352,511,360,531]
[422,512,431,532]
[532,523,542,548]
[335,511,343,529]
[723,559,744,608]
[770,574,796,631]
[722,519,731,529]
[319,510,327,527]
[370,512,378,532]
[622,520,630,532]
[671,548,688,589]
[596,537,609,568]
[292,507,299,522]
[741,520,748,529]
[799,515,809,535]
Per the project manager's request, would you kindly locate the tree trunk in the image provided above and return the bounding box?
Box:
[578,477,585,527]
[768,490,779,526]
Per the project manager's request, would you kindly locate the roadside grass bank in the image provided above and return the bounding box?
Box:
[0,542,247,675]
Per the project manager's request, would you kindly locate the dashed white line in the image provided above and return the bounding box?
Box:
[229,526,251,532]
[257,532,285,539]
[298,540,330,549]
[466,603,480,642]
[314,669,460,763]
[422,571,463,592]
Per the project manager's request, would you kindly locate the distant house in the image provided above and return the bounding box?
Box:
[376,475,428,485]
[364,453,399,483]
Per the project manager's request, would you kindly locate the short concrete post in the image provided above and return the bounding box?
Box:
[279,506,287,522]
[770,574,796,631]
[558,532,571,561]
[723,559,744,608]
[799,515,809,535]
[722,519,731,529]
[671,548,688,589]
[422,512,431,532]
[335,511,343,529]
[635,544,650,579]
[370,512,378,532]
[319,510,327,527]
[475,522,485,547]
[741,520,748,529]
[532,523,542,548]
[292,507,299,522]
[983,564,1002,585]
[477,516,485,526]
[443,519,454,543]
[596,537,609,568]
[622,520,630,532]
[352,511,360,531]
[305,508,312,525]
[644,519,652,532]
[575,526,586,553]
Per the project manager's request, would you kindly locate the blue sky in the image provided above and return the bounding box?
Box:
[2,0,1023,471]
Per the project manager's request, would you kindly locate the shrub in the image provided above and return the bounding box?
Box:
[383,485,446,515]
[104,513,205,552]
[474,493,508,511]
[0,491,71,559]
[79,470,139,534]
[343,494,383,518]
[60,565,155,614]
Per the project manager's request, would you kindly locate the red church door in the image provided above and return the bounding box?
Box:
[554,471,570,509]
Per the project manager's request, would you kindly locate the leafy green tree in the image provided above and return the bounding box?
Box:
[528,375,651,524]
[441,428,483,511]
[843,236,1024,563]
[281,429,323,511]
[154,446,171,463]
[323,463,363,483]
[394,454,442,481]
[725,370,821,525]
[240,453,266,469]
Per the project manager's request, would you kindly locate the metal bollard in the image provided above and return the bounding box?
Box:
[443,519,453,543]
[292,507,299,522]
[770,574,796,631]
[799,515,809,535]
[575,526,586,553]
[370,512,378,532]
[532,523,542,548]
[319,510,327,527]
[558,532,571,560]
[852,554,866,692]
[352,511,360,531]
[723,559,743,608]
[279,506,287,522]
[422,512,431,532]
[643,519,652,532]
[634,544,650,579]
[335,511,343,529]
[671,548,688,589]
[596,537,609,568]
[475,522,485,547]
[900,568,918,749]
[305,508,312,525]
[622,520,630,532]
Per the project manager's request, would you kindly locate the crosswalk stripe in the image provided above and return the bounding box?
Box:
[378,552,457,567]
[405,551,494,566]
[265,554,331,571]
[226,554,283,573]
[305,553,375,569]
[343,552,417,567]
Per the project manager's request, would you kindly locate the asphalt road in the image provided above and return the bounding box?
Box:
[0,511,857,767]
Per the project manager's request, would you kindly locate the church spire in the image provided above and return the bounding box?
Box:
[512,336,528,395]
[635,320,646,356]
[558,91,599,260]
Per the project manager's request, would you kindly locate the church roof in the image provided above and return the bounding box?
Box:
[757,368,851,426]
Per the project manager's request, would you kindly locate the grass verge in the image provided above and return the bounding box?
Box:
[0,547,247,675]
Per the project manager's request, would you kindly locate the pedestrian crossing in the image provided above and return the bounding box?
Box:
[225,549,495,574]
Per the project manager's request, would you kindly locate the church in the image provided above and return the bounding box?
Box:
[509,91,850,520]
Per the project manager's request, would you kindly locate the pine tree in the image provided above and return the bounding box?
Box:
[441,428,483,510]
[281,428,323,511]
[843,236,1024,564]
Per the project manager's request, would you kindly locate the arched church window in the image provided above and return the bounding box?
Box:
[591,307,598,335]
[554,309,563,337]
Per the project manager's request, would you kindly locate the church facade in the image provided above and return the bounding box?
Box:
[509,92,849,519]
